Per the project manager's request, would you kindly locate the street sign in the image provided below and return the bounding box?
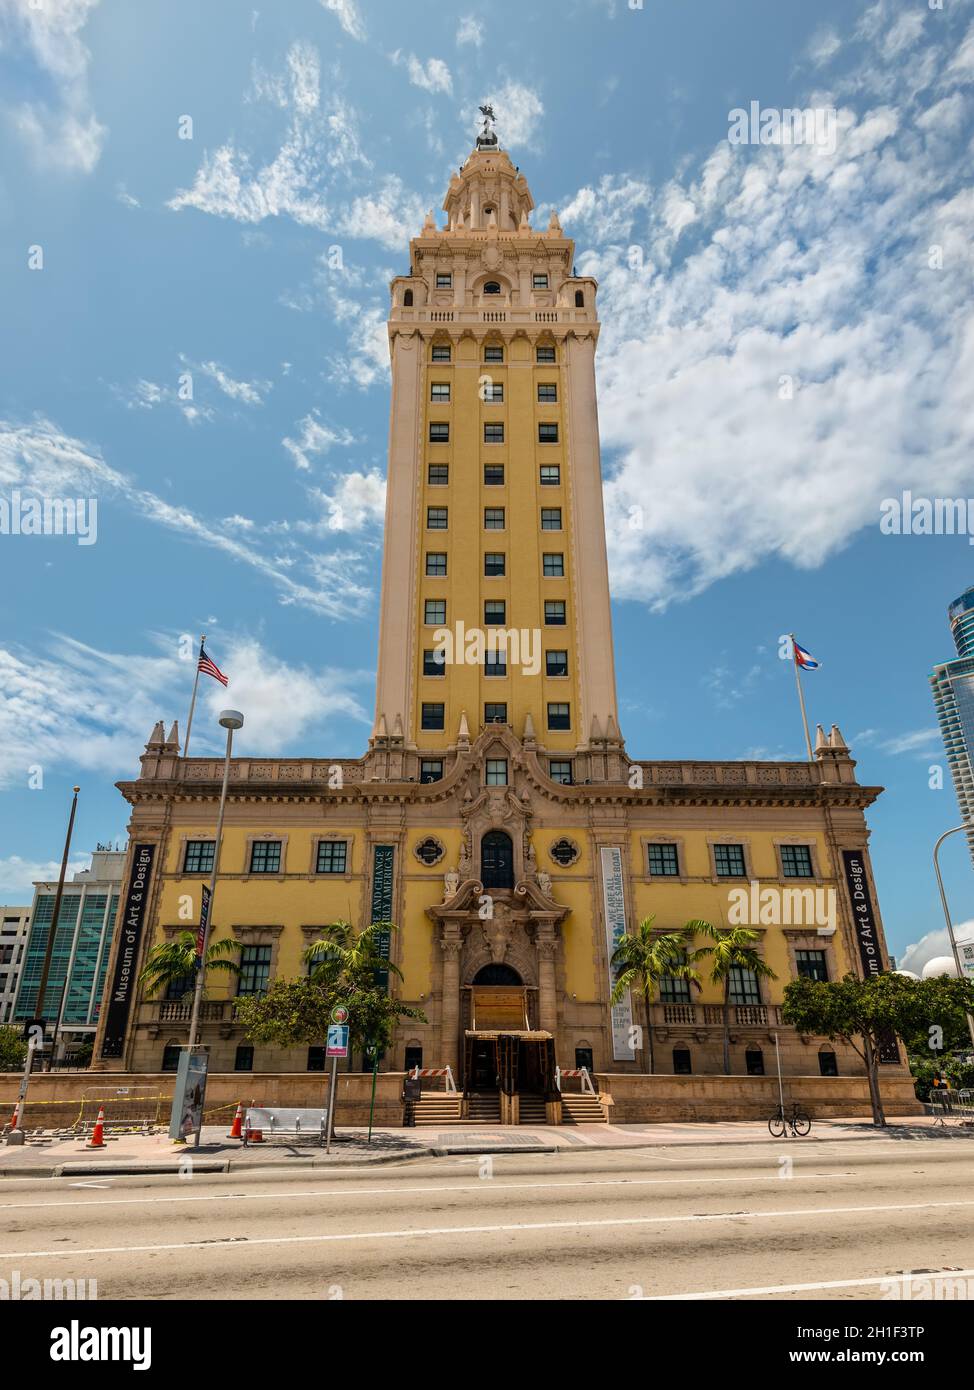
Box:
[331,1006,349,1024]
[326,1024,349,1058]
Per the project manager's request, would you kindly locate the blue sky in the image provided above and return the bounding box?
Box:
[1,0,974,973]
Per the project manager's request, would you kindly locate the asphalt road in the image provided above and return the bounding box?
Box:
[2,1136,973,1300]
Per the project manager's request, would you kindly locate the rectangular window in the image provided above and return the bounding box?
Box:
[426,552,447,576]
[536,345,556,363]
[483,382,504,402]
[484,422,504,444]
[540,465,561,486]
[421,703,445,730]
[162,1044,181,1072]
[659,973,691,1004]
[545,600,566,625]
[237,945,272,997]
[796,950,829,982]
[546,650,569,677]
[420,759,444,783]
[428,463,449,485]
[423,649,446,677]
[549,760,573,785]
[234,1045,254,1072]
[485,703,508,724]
[428,422,449,443]
[249,841,282,874]
[484,600,506,625]
[484,507,505,530]
[484,345,504,363]
[543,552,564,577]
[424,598,446,624]
[484,552,506,577]
[781,844,814,878]
[484,464,505,485]
[538,423,559,444]
[183,840,215,874]
[485,759,508,786]
[537,383,558,403]
[431,343,451,362]
[427,507,448,529]
[316,841,348,874]
[648,843,680,876]
[547,702,571,730]
[533,273,549,289]
[436,273,452,289]
[485,652,507,677]
[307,1046,326,1071]
[541,508,562,530]
[714,843,747,878]
[430,383,450,402]
[729,966,761,1005]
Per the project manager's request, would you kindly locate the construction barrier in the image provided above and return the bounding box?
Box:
[556,1066,596,1095]
[409,1066,457,1093]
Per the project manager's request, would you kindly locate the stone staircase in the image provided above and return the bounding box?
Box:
[560,1092,607,1124]
[466,1091,502,1124]
[517,1093,548,1124]
[411,1093,462,1126]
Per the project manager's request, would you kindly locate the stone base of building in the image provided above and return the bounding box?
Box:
[1,1069,922,1130]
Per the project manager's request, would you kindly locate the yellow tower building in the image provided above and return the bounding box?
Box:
[92,131,916,1123]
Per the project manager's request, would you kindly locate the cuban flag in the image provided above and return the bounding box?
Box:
[792,638,820,671]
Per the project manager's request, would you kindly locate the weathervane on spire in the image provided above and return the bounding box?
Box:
[476,103,498,149]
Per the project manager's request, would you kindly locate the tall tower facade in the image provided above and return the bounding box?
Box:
[372,141,622,776]
[931,584,974,862]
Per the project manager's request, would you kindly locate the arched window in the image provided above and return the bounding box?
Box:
[673,1046,692,1075]
[745,1047,765,1076]
[483,281,502,295]
[481,829,514,888]
[818,1048,838,1077]
[474,962,521,986]
[161,1042,181,1072]
[574,289,585,308]
[403,289,413,307]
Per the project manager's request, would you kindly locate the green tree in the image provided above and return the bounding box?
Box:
[0,1025,27,1072]
[696,922,778,1075]
[610,917,704,1073]
[137,930,240,1000]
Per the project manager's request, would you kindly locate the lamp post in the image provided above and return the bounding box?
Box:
[185,711,244,1052]
[34,785,81,1066]
[932,823,974,1050]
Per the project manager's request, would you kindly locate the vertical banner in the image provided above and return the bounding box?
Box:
[841,850,882,979]
[600,846,636,1062]
[370,844,395,993]
[195,884,211,961]
[100,843,156,1060]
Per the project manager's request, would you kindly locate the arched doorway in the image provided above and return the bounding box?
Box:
[481,830,514,889]
[474,963,521,986]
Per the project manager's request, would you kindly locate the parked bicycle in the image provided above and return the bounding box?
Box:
[768,1102,811,1138]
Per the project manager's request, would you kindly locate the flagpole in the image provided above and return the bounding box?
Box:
[790,633,814,761]
[183,634,204,759]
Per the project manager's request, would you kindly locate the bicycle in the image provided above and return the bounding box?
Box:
[768,1102,811,1138]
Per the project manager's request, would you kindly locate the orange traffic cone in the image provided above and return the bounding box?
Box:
[5,1102,19,1130]
[227,1102,244,1139]
[86,1107,106,1148]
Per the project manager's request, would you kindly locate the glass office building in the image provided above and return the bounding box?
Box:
[931,586,974,864]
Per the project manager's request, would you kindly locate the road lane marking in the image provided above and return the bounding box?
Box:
[0,1171,859,1212]
[4,1196,974,1260]
[646,1267,974,1299]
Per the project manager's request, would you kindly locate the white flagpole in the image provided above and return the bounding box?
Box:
[183,634,204,759]
[790,633,814,762]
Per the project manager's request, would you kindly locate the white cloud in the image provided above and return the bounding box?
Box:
[394,52,453,96]
[115,184,140,208]
[319,0,365,42]
[899,923,974,977]
[807,26,842,67]
[193,359,271,406]
[0,855,88,901]
[282,412,356,471]
[880,728,942,756]
[1,0,106,172]
[309,470,386,532]
[475,81,544,150]
[456,16,483,48]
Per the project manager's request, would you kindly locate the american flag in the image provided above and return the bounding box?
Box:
[198,644,228,687]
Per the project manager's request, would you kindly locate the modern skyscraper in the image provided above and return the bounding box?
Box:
[930,585,974,860]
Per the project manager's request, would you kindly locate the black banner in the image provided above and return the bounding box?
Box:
[100,842,156,1059]
[370,844,395,993]
[841,849,882,980]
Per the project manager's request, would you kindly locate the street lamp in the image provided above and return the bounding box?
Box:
[932,823,974,1050]
[185,710,244,1055]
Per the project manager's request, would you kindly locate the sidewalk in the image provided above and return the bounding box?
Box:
[0,1115,966,1177]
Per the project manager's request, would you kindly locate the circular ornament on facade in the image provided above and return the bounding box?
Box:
[414,836,446,867]
[549,837,580,868]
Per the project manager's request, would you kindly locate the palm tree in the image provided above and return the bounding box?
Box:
[610,916,703,1073]
[695,921,778,1074]
[138,931,240,1000]
[303,920,402,992]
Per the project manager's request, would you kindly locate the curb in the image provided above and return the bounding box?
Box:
[0,1147,438,1179]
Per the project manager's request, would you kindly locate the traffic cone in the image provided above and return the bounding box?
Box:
[227,1102,244,1139]
[85,1107,106,1148]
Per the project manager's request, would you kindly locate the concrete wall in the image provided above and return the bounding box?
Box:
[595,1071,922,1122]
